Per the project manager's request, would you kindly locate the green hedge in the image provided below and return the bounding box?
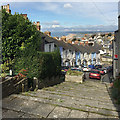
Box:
[15,48,61,80]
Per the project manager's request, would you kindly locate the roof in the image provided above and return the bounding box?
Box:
[41,32,102,54]
[40,32,55,43]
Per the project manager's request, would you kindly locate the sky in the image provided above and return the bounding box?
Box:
[1,2,119,32]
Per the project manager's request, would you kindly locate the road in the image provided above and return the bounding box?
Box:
[84,71,112,83]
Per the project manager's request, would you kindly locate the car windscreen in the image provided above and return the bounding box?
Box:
[91,71,99,74]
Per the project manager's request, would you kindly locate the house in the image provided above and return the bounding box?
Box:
[113,14,120,79]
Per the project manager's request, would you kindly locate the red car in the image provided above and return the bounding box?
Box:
[89,70,101,80]
[97,69,105,75]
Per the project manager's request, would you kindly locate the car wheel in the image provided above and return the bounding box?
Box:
[98,77,101,80]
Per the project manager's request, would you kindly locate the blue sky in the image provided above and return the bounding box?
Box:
[1,2,119,32]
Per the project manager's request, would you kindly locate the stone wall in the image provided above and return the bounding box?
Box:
[35,75,63,89]
[65,74,84,83]
[1,77,28,99]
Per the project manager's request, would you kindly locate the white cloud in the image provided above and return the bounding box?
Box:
[64,3,72,8]
[52,25,60,28]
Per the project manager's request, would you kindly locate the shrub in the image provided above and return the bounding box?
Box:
[111,76,120,104]
[15,48,61,80]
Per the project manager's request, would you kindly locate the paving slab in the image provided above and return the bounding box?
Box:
[48,106,71,118]
[21,113,42,118]
[68,110,88,118]
[31,102,55,118]
[2,97,26,111]
[2,109,24,118]
[88,113,108,118]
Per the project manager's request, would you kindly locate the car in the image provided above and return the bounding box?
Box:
[108,66,113,72]
[102,67,108,74]
[61,66,70,72]
[95,65,102,69]
[97,69,105,75]
[89,70,101,80]
[61,69,66,75]
[71,68,82,72]
[82,66,91,72]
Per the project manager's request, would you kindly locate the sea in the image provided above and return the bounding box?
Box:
[51,31,114,38]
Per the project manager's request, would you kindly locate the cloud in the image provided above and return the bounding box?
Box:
[41,20,60,26]
[64,3,72,8]
[42,24,117,32]
[52,25,60,28]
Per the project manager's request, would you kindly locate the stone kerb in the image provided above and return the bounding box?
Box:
[65,73,84,83]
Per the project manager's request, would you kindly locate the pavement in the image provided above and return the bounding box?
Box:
[2,72,120,119]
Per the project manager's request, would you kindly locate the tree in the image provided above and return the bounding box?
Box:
[2,9,41,64]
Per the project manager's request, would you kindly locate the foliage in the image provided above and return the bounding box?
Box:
[15,47,61,80]
[67,69,83,76]
[2,9,41,66]
[111,75,120,104]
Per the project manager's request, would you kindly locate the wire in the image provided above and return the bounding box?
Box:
[91,0,117,28]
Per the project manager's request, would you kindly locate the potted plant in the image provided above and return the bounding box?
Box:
[1,73,7,81]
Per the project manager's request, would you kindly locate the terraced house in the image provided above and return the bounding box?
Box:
[43,33,102,67]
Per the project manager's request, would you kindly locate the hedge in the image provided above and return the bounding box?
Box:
[15,48,61,80]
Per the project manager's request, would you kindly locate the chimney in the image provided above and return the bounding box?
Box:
[2,4,11,14]
[33,22,35,25]
[7,4,10,10]
[21,14,28,19]
[44,31,51,36]
[36,21,41,31]
[61,36,66,42]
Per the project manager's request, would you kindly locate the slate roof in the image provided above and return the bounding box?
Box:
[40,32,55,43]
[42,33,102,54]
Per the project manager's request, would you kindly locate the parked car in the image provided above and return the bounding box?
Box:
[61,69,66,75]
[89,70,101,80]
[102,67,108,74]
[61,66,70,72]
[82,66,91,72]
[95,65,102,69]
[108,66,113,72]
[71,68,82,72]
[88,65,95,69]
[97,69,105,75]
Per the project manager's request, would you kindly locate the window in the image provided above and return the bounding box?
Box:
[49,44,51,52]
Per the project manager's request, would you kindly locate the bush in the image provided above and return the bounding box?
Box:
[15,48,61,80]
[111,76,120,104]
[66,69,83,76]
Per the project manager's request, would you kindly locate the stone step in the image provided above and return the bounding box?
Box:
[8,94,119,117]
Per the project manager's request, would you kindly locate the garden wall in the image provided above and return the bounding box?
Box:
[1,77,28,99]
[33,75,64,89]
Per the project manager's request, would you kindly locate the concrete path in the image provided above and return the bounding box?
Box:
[2,77,120,119]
